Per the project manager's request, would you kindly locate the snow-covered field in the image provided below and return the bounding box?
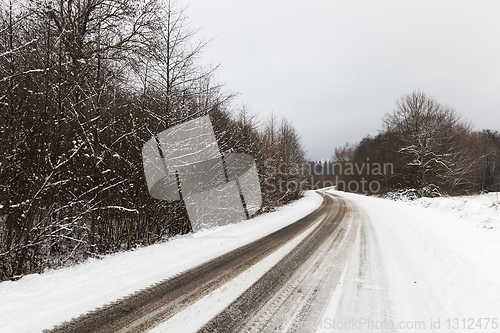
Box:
[1,190,499,333]
[411,192,500,230]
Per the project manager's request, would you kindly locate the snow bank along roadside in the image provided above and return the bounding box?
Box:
[323,190,500,331]
[0,191,323,333]
[411,192,500,230]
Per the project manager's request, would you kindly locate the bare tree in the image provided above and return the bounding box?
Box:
[332,142,356,163]
[383,91,481,195]
[133,0,218,130]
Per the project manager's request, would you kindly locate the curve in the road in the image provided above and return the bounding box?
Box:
[197,192,350,332]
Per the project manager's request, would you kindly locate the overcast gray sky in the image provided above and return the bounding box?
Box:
[180,0,500,161]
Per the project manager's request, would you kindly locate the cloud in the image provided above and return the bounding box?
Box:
[184,0,500,160]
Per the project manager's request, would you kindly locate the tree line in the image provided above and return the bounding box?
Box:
[332,91,500,197]
[0,0,307,281]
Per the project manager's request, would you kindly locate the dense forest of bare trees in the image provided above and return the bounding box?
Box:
[0,0,307,281]
[332,91,500,197]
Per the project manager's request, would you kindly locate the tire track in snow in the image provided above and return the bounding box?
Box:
[196,193,352,333]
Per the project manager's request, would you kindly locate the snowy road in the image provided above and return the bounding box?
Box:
[196,192,352,332]
[191,192,397,333]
